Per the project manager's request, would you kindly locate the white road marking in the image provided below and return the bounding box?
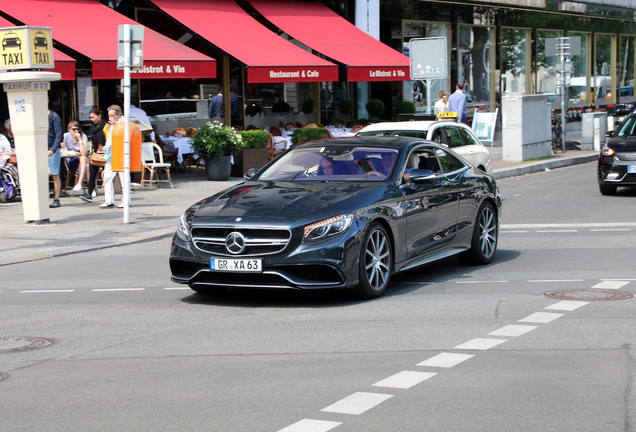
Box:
[590,228,631,232]
[500,230,528,233]
[545,300,589,311]
[373,371,437,389]
[454,338,507,350]
[456,280,508,284]
[518,312,564,323]
[488,324,538,337]
[92,288,145,292]
[165,286,192,290]
[501,222,636,229]
[321,392,393,415]
[417,353,474,368]
[20,289,74,293]
[537,230,577,233]
[528,279,584,283]
[592,280,630,290]
[276,419,342,432]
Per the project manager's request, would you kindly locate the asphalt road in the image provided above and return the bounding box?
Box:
[1,161,634,432]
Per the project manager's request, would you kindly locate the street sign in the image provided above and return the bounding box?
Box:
[409,37,447,80]
[0,26,54,70]
[545,36,581,57]
[117,24,144,69]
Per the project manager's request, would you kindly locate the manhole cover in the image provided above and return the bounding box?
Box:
[0,337,55,354]
[0,371,8,382]
[545,289,633,301]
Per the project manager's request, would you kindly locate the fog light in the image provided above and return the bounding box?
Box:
[607,173,619,180]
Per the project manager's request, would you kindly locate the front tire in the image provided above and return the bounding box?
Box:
[461,201,498,265]
[355,222,392,299]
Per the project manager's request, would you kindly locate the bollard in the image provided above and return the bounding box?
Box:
[593,117,601,151]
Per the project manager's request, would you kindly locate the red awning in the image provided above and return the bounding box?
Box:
[250,0,410,82]
[148,0,338,83]
[0,17,75,80]
[0,0,215,80]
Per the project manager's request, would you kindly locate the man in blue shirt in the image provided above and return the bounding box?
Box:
[47,110,63,208]
[208,87,224,118]
[447,82,468,123]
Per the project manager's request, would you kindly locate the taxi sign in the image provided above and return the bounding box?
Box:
[0,26,54,70]
[437,111,458,121]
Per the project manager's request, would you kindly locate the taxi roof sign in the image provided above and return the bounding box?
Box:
[437,111,458,121]
[0,26,54,71]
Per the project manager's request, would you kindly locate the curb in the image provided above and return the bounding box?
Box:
[492,153,598,180]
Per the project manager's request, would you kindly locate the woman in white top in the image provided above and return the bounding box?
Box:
[434,91,448,116]
[61,121,89,192]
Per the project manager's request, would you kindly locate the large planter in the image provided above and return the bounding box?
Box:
[205,155,232,181]
[231,147,269,177]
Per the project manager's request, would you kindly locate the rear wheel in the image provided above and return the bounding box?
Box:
[599,185,617,196]
[355,223,392,299]
[461,201,498,265]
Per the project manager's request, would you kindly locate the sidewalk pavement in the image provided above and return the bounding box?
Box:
[1,136,599,267]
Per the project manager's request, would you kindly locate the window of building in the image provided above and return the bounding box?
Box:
[594,33,616,105]
[501,28,530,96]
[402,20,451,113]
[618,35,635,103]
[458,24,495,116]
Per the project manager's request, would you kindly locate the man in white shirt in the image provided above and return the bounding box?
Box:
[129,104,155,141]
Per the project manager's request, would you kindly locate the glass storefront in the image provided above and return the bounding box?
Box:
[458,25,494,115]
[594,33,616,106]
[500,27,530,96]
[618,35,635,103]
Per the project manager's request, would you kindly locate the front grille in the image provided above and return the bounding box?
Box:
[615,152,636,162]
[192,227,291,256]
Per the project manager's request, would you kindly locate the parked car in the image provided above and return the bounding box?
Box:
[598,109,636,195]
[170,136,501,299]
[356,120,492,173]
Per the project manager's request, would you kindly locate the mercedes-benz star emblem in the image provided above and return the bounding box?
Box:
[225,232,246,254]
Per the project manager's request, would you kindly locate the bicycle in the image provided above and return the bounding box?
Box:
[551,116,563,154]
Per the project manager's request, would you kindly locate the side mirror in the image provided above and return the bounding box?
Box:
[244,168,259,181]
[606,130,615,138]
[409,168,437,183]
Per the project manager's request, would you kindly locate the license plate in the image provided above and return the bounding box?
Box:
[210,257,262,272]
[629,165,636,174]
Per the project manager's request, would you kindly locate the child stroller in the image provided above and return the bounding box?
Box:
[0,155,19,203]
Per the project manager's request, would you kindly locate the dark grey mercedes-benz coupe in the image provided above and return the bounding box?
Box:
[170,136,501,298]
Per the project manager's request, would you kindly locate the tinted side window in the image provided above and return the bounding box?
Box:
[431,128,444,143]
[443,126,464,148]
[435,148,465,173]
[457,128,479,146]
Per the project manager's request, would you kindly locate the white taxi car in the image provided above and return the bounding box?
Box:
[356,119,492,173]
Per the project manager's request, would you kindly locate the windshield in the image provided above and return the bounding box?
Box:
[256,146,399,182]
[617,115,636,137]
[356,129,428,139]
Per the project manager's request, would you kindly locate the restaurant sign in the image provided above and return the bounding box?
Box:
[0,26,54,70]
[248,66,338,83]
[92,60,216,80]
[349,66,409,82]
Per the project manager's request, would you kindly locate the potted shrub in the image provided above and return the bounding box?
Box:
[301,99,314,114]
[191,121,244,180]
[233,130,270,177]
[338,98,354,122]
[272,101,291,114]
[245,102,263,117]
[366,99,385,119]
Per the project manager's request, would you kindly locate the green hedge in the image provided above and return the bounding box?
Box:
[238,130,269,149]
[292,127,326,145]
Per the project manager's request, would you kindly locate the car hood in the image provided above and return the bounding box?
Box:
[607,135,636,150]
[191,181,384,225]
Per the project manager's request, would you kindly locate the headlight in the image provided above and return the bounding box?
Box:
[303,214,354,242]
[175,200,205,242]
[601,146,615,156]
[176,212,191,241]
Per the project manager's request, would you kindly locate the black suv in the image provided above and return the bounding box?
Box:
[598,109,636,195]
